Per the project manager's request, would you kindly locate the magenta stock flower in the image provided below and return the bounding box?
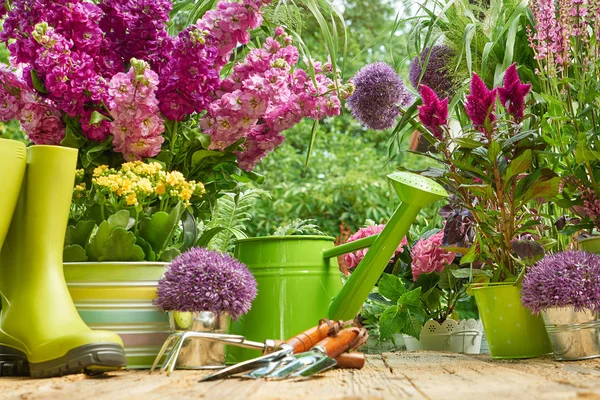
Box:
[465,73,497,135]
[344,225,408,270]
[417,85,449,139]
[411,230,455,281]
[498,63,531,122]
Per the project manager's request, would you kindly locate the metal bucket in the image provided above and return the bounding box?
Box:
[168,311,230,369]
[542,307,600,361]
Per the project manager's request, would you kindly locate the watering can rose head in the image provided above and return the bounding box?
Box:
[521,251,600,314]
[154,247,258,320]
[344,224,408,270]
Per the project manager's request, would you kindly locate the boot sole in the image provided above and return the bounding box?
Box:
[30,343,127,379]
[0,345,30,376]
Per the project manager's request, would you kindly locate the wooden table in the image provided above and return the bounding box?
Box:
[3,352,600,399]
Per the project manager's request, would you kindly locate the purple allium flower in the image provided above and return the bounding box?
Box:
[522,251,600,314]
[409,45,456,99]
[465,73,497,135]
[154,247,258,320]
[346,62,413,131]
[417,85,449,139]
[498,63,531,122]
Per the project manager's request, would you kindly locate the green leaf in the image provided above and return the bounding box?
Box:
[522,176,560,203]
[89,111,110,125]
[30,69,48,93]
[378,273,406,303]
[180,209,197,252]
[451,268,493,279]
[191,150,223,166]
[397,287,423,309]
[60,124,87,149]
[195,227,228,248]
[505,149,532,181]
[460,244,480,265]
[98,228,145,262]
[160,248,181,262]
[85,210,132,261]
[414,272,440,294]
[136,237,156,261]
[488,141,501,163]
[65,220,96,247]
[439,267,459,290]
[63,245,88,262]
[139,202,186,258]
[378,305,403,340]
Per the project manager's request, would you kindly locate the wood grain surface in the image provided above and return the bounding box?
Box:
[2,352,600,400]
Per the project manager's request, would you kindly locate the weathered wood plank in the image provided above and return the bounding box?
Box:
[2,353,600,400]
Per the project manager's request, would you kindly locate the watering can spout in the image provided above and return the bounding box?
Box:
[328,171,448,321]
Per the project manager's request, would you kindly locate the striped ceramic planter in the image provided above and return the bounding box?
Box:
[64,262,169,369]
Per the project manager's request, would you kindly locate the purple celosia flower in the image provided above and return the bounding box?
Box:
[343,225,408,270]
[417,85,449,139]
[154,247,258,320]
[347,62,413,131]
[522,251,600,314]
[411,230,456,281]
[465,73,497,135]
[409,45,456,99]
[498,63,531,122]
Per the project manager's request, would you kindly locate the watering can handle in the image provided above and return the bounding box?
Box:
[322,235,378,260]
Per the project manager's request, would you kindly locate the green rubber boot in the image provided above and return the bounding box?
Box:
[0,145,127,378]
[0,139,27,376]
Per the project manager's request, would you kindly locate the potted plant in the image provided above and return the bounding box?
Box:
[358,227,482,354]
[522,251,600,360]
[154,247,257,369]
[525,0,600,252]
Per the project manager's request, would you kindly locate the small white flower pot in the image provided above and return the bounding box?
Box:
[403,319,483,354]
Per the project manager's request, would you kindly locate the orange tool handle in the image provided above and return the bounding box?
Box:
[282,320,343,353]
[315,328,361,359]
[335,352,365,369]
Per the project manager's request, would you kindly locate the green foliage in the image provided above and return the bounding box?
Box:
[272,218,325,236]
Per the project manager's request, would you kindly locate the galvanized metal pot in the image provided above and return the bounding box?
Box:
[64,262,169,369]
[168,311,230,369]
[542,308,600,361]
[472,284,552,359]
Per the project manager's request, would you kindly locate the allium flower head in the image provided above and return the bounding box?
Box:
[411,230,456,281]
[154,247,257,320]
[522,251,600,314]
[343,224,408,270]
[498,63,531,122]
[465,73,497,135]
[347,62,413,131]
[409,45,456,99]
[417,85,449,139]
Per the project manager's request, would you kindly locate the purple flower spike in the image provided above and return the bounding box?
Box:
[347,62,413,131]
[154,247,258,320]
[498,63,531,122]
[465,73,497,135]
[522,251,600,314]
[417,85,449,139]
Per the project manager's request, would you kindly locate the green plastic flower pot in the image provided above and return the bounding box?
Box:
[579,237,600,253]
[472,284,551,359]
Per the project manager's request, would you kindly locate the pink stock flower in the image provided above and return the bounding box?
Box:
[343,225,408,270]
[411,230,455,281]
[417,85,449,139]
[498,64,531,122]
[465,73,497,135]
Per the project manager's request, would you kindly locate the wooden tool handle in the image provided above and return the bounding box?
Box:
[315,328,360,359]
[334,352,365,369]
[282,321,342,353]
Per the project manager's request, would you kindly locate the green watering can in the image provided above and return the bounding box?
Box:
[227,171,448,363]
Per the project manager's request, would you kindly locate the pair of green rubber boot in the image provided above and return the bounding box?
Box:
[0,139,126,378]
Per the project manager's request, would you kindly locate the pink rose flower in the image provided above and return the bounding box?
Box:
[411,230,455,281]
[343,225,408,270]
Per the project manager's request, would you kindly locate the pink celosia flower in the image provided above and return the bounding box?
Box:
[343,225,408,270]
[498,64,531,122]
[465,73,497,136]
[417,84,449,139]
[411,230,455,281]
